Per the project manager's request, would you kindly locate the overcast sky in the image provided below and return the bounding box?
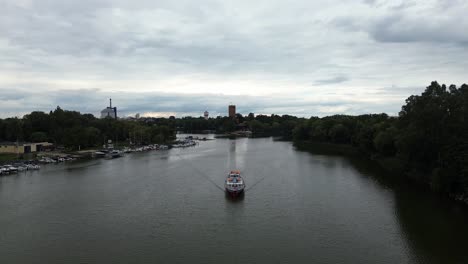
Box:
[1,0,467,118]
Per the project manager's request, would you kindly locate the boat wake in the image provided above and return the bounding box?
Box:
[174,153,272,194]
[174,153,224,192]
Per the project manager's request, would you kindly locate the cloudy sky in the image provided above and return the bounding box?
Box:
[1,0,467,118]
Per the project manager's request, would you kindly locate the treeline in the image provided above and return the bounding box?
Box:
[176,113,304,139]
[0,107,175,149]
[0,107,302,150]
[293,81,468,199]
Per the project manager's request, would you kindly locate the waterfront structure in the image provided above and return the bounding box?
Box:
[0,142,53,154]
[101,98,117,119]
[228,105,236,118]
[204,111,209,120]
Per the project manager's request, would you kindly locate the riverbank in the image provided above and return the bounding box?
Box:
[0,139,201,177]
[294,140,468,206]
[0,153,18,162]
[0,153,39,165]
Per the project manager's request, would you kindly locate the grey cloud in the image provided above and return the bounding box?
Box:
[0,0,467,119]
[0,1,342,78]
[314,76,349,85]
[369,14,468,45]
[373,85,423,96]
[362,0,377,6]
[330,17,361,31]
[333,1,468,45]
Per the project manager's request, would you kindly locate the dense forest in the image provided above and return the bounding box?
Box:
[0,108,301,149]
[292,81,468,201]
[0,107,175,149]
[1,81,467,201]
[175,113,303,138]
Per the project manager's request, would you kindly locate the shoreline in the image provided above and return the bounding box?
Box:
[294,140,468,206]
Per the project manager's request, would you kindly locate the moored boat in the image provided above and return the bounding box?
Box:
[16,165,27,171]
[225,170,245,196]
[94,151,107,158]
[4,165,18,174]
[26,164,41,170]
[109,150,123,158]
[0,166,9,175]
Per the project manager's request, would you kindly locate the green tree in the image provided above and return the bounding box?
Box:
[30,131,48,142]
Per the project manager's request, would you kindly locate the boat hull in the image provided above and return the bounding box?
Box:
[225,187,245,196]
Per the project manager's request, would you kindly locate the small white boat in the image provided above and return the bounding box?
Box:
[108,150,123,158]
[26,164,41,170]
[4,165,18,173]
[39,157,56,163]
[94,151,106,158]
[0,167,9,175]
[17,166,27,171]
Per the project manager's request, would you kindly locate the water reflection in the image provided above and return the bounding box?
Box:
[326,153,468,264]
[224,192,245,203]
[348,156,468,263]
[395,190,468,264]
[228,140,236,170]
[64,161,101,172]
[295,143,468,264]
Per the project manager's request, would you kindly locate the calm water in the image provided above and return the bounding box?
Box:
[1,136,468,264]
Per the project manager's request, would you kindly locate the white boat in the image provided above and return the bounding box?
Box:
[173,140,196,148]
[94,151,107,158]
[108,150,123,158]
[0,167,9,175]
[225,170,245,196]
[123,147,133,153]
[16,165,27,171]
[26,164,41,170]
[4,165,18,173]
[39,157,56,163]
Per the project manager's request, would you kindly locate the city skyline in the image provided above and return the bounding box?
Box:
[1,0,467,118]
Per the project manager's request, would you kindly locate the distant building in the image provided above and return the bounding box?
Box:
[204,111,209,120]
[135,113,140,119]
[101,98,117,119]
[228,105,236,118]
[0,142,53,154]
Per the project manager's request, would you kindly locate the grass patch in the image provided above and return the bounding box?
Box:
[0,153,19,163]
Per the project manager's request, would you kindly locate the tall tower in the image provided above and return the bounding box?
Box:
[110,98,117,119]
[228,105,236,118]
[100,98,118,119]
[204,111,209,120]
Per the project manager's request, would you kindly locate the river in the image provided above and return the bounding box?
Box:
[1,135,468,264]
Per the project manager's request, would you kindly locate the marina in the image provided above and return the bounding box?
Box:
[0,140,197,176]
